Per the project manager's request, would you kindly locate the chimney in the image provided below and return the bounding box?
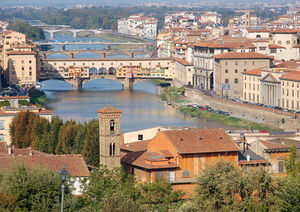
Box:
[247,154,250,161]
[8,146,11,155]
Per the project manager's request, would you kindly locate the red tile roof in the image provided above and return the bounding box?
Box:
[121,140,150,152]
[173,57,192,66]
[246,28,270,33]
[0,96,30,100]
[280,72,300,82]
[242,67,265,76]
[97,105,122,114]
[7,51,36,55]
[276,61,299,69]
[0,154,90,177]
[260,140,289,150]
[121,151,179,170]
[269,44,286,49]
[214,51,273,60]
[161,128,239,154]
[272,29,298,34]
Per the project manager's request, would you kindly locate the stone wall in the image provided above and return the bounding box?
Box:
[185,89,300,130]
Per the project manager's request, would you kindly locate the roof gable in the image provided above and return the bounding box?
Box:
[97,105,122,114]
[261,73,279,83]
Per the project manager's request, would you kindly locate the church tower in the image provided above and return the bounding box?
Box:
[245,10,251,28]
[97,105,122,169]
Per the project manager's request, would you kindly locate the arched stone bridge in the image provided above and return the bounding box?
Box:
[39,57,174,91]
[39,49,154,59]
[43,29,100,39]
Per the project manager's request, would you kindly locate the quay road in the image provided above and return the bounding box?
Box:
[36,41,153,46]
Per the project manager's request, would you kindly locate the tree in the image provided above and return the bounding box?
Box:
[48,116,63,154]
[82,119,99,166]
[56,120,81,154]
[284,146,300,177]
[0,164,75,211]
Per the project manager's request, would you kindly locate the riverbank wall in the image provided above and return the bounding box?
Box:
[185,89,300,131]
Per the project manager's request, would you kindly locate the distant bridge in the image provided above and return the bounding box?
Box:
[43,29,100,39]
[40,57,173,91]
[39,49,154,59]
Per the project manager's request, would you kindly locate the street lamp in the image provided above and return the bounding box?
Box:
[59,166,69,212]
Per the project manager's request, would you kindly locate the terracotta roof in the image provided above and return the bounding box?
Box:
[293,44,300,48]
[276,61,300,69]
[214,51,273,60]
[173,57,192,66]
[161,128,239,154]
[0,96,30,100]
[269,44,286,49]
[280,72,300,82]
[260,140,289,150]
[272,29,298,34]
[121,150,179,170]
[242,67,265,76]
[0,154,90,177]
[7,51,36,55]
[97,105,122,114]
[121,140,150,152]
[192,41,212,47]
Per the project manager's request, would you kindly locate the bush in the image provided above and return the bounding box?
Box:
[18,100,30,106]
[0,100,10,107]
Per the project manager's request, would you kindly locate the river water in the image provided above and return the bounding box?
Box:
[40,33,235,132]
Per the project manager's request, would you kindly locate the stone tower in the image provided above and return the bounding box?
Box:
[245,10,251,28]
[97,105,122,169]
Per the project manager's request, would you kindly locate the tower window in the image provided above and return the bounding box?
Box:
[109,143,115,156]
[110,120,115,132]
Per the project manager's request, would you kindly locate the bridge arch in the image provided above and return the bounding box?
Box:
[46,52,71,59]
[105,52,130,58]
[74,51,102,59]
[53,30,74,38]
[99,67,107,75]
[108,67,117,75]
[89,67,98,75]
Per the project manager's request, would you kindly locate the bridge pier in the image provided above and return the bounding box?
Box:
[72,31,77,38]
[60,44,66,51]
[130,53,135,58]
[69,78,83,91]
[122,78,134,91]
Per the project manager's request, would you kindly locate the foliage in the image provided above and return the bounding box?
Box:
[56,120,81,154]
[194,161,273,211]
[0,164,75,211]
[28,88,46,106]
[18,99,30,106]
[284,146,300,177]
[8,20,45,40]
[0,100,10,107]
[82,119,99,166]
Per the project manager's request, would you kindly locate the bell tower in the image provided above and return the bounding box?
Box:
[97,105,122,169]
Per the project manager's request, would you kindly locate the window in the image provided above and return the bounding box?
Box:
[278,160,284,173]
[234,78,238,84]
[0,120,4,130]
[244,61,247,65]
[278,41,282,45]
[257,84,259,91]
[235,69,238,73]
[167,171,175,182]
[29,71,32,76]
[155,171,164,180]
[286,40,290,45]
[109,143,115,156]
[225,62,228,65]
[138,170,142,181]
[21,60,24,64]
[235,61,238,65]
[225,69,228,73]
[110,120,115,132]
[146,172,151,182]
[270,48,276,53]
[182,170,190,178]
[29,60,32,64]
[138,134,143,140]
[29,67,32,70]
[22,67,24,71]
[225,78,229,83]
[259,47,267,51]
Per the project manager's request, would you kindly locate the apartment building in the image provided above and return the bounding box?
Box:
[173,57,194,86]
[118,14,157,39]
[242,67,300,111]
[7,51,38,86]
[213,51,273,98]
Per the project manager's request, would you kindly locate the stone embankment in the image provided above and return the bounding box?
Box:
[185,89,300,131]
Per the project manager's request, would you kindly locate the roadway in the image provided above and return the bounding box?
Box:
[36,41,153,45]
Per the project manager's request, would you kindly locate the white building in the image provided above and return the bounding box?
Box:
[118,14,157,39]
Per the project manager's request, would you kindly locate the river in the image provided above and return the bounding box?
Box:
[40,33,235,132]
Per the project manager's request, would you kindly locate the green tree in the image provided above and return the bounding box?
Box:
[48,116,63,154]
[0,164,75,211]
[284,146,300,177]
[0,100,10,107]
[56,120,81,154]
[8,20,45,40]
[82,119,99,166]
